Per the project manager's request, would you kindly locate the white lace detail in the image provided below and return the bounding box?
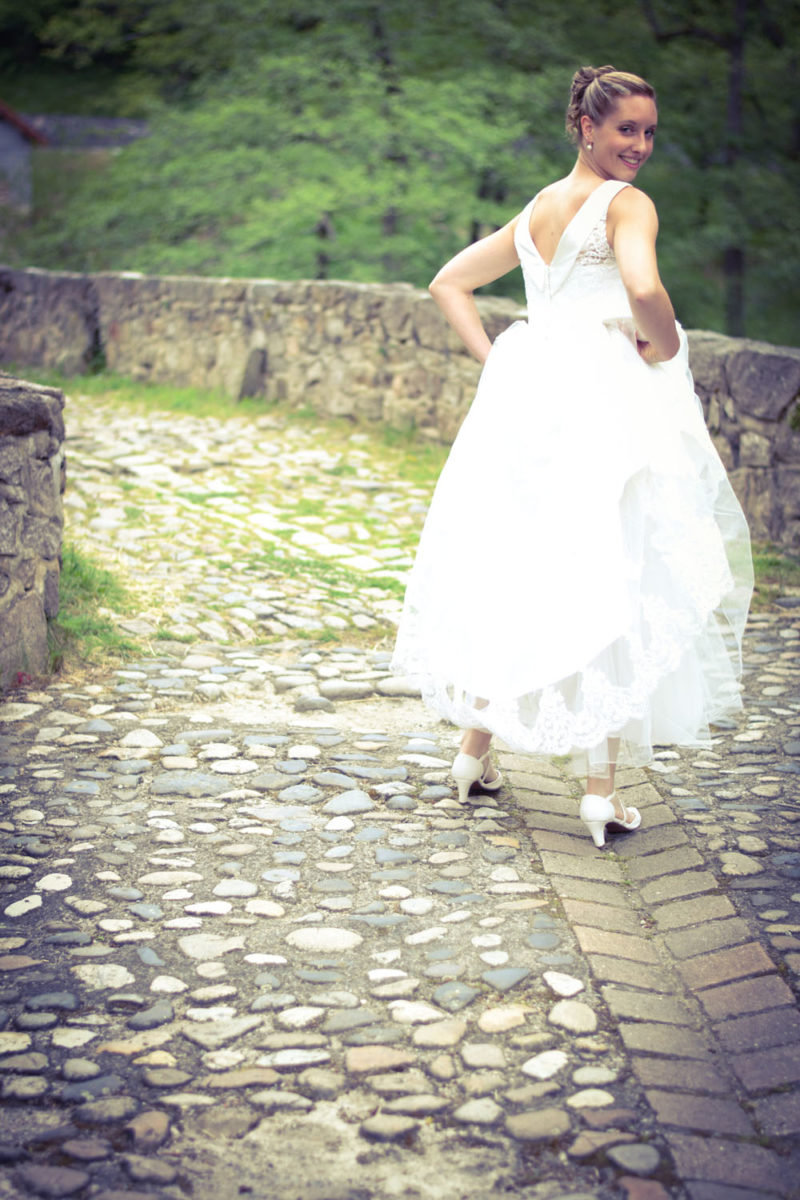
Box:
[575,216,615,268]
[398,562,743,769]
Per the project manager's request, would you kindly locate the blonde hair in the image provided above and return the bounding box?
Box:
[565,65,656,144]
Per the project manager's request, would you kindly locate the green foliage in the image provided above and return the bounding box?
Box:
[7,58,554,295]
[48,542,140,669]
[1,0,798,341]
[751,543,800,609]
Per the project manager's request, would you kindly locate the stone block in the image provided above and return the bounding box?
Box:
[652,895,737,932]
[639,871,720,906]
[626,845,704,881]
[550,876,632,907]
[710,432,734,470]
[728,469,776,541]
[665,1131,790,1194]
[697,974,795,1021]
[21,514,61,558]
[529,830,599,857]
[776,466,800,522]
[684,1185,785,1200]
[678,942,776,991]
[726,339,800,421]
[738,431,772,467]
[43,564,60,618]
[687,330,732,395]
[664,918,751,960]
[28,458,61,514]
[730,1042,800,1091]
[753,1090,800,1137]
[573,926,660,964]
[602,987,698,1026]
[237,347,267,399]
[631,1056,729,1095]
[618,1022,710,1059]
[0,588,48,689]
[0,269,97,374]
[0,496,23,553]
[586,956,677,992]
[714,1007,800,1054]
[561,898,643,934]
[0,377,64,692]
[645,1089,753,1135]
[0,440,25,484]
[614,824,688,858]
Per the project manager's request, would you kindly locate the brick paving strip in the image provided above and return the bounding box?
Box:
[0,393,798,1200]
[516,761,800,1199]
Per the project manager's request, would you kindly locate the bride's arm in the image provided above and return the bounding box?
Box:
[609,189,680,364]
[429,218,521,364]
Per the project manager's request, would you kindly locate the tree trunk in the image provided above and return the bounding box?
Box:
[723,0,747,335]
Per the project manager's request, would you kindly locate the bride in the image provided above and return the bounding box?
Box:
[390,65,753,848]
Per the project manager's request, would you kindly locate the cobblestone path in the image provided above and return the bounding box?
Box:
[1,393,799,1200]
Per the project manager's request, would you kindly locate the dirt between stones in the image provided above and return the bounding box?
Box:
[173,1105,592,1200]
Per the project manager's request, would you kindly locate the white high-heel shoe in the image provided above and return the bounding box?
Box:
[451,752,503,805]
[579,792,641,848]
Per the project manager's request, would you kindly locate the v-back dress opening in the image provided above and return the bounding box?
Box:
[391,179,753,774]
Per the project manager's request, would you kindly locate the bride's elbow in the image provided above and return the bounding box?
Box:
[429,269,454,298]
[628,281,662,307]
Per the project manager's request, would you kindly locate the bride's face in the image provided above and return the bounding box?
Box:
[582,96,658,181]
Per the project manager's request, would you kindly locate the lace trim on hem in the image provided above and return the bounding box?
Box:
[391,585,745,763]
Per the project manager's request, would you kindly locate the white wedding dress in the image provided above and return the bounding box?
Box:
[391,179,753,773]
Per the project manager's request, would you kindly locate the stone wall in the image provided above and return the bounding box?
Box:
[1,265,799,547]
[688,332,800,549]
[0,376,66,690]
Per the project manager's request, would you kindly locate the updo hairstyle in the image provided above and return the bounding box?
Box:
[565,65,656,145]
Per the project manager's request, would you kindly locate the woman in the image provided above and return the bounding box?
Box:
[390,65,753,847]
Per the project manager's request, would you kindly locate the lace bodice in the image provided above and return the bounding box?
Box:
[513,179,632,323]
[575,216,618,268]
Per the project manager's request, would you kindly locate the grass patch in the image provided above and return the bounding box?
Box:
[752,543,800,609]
[285,496,327,518]
[13,367,448,482]
[176,490,240,505]
[12,367,266,422]
[48,543,141,671]
[325,463,360,478]
[244,543,405,602]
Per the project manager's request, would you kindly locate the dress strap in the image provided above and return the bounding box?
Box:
[597,179,630,214]
[513,195,537,260]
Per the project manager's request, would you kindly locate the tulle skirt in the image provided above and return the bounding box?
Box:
[390,318,753,775]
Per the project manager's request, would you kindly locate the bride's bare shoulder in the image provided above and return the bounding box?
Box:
[610,185,657,219]
[608,185,659,237]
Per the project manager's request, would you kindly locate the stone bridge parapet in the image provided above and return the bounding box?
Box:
[0,374,65,689]
[1,265,799,547]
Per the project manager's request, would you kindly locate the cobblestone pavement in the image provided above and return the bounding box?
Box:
[1,393,799,1200]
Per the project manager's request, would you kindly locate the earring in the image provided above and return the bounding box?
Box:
[586,142,593,151]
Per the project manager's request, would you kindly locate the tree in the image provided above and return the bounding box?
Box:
[1,0,798,342]
[640,0,800,336]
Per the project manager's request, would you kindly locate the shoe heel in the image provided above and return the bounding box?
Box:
[583,819,606,848]
[579,793,614,849]
[452,753,482,804]
[455,777,472,804]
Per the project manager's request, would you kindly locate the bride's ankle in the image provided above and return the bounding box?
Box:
[460,731,492,760]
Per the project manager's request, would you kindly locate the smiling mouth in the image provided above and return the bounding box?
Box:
[620,157,641,167]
